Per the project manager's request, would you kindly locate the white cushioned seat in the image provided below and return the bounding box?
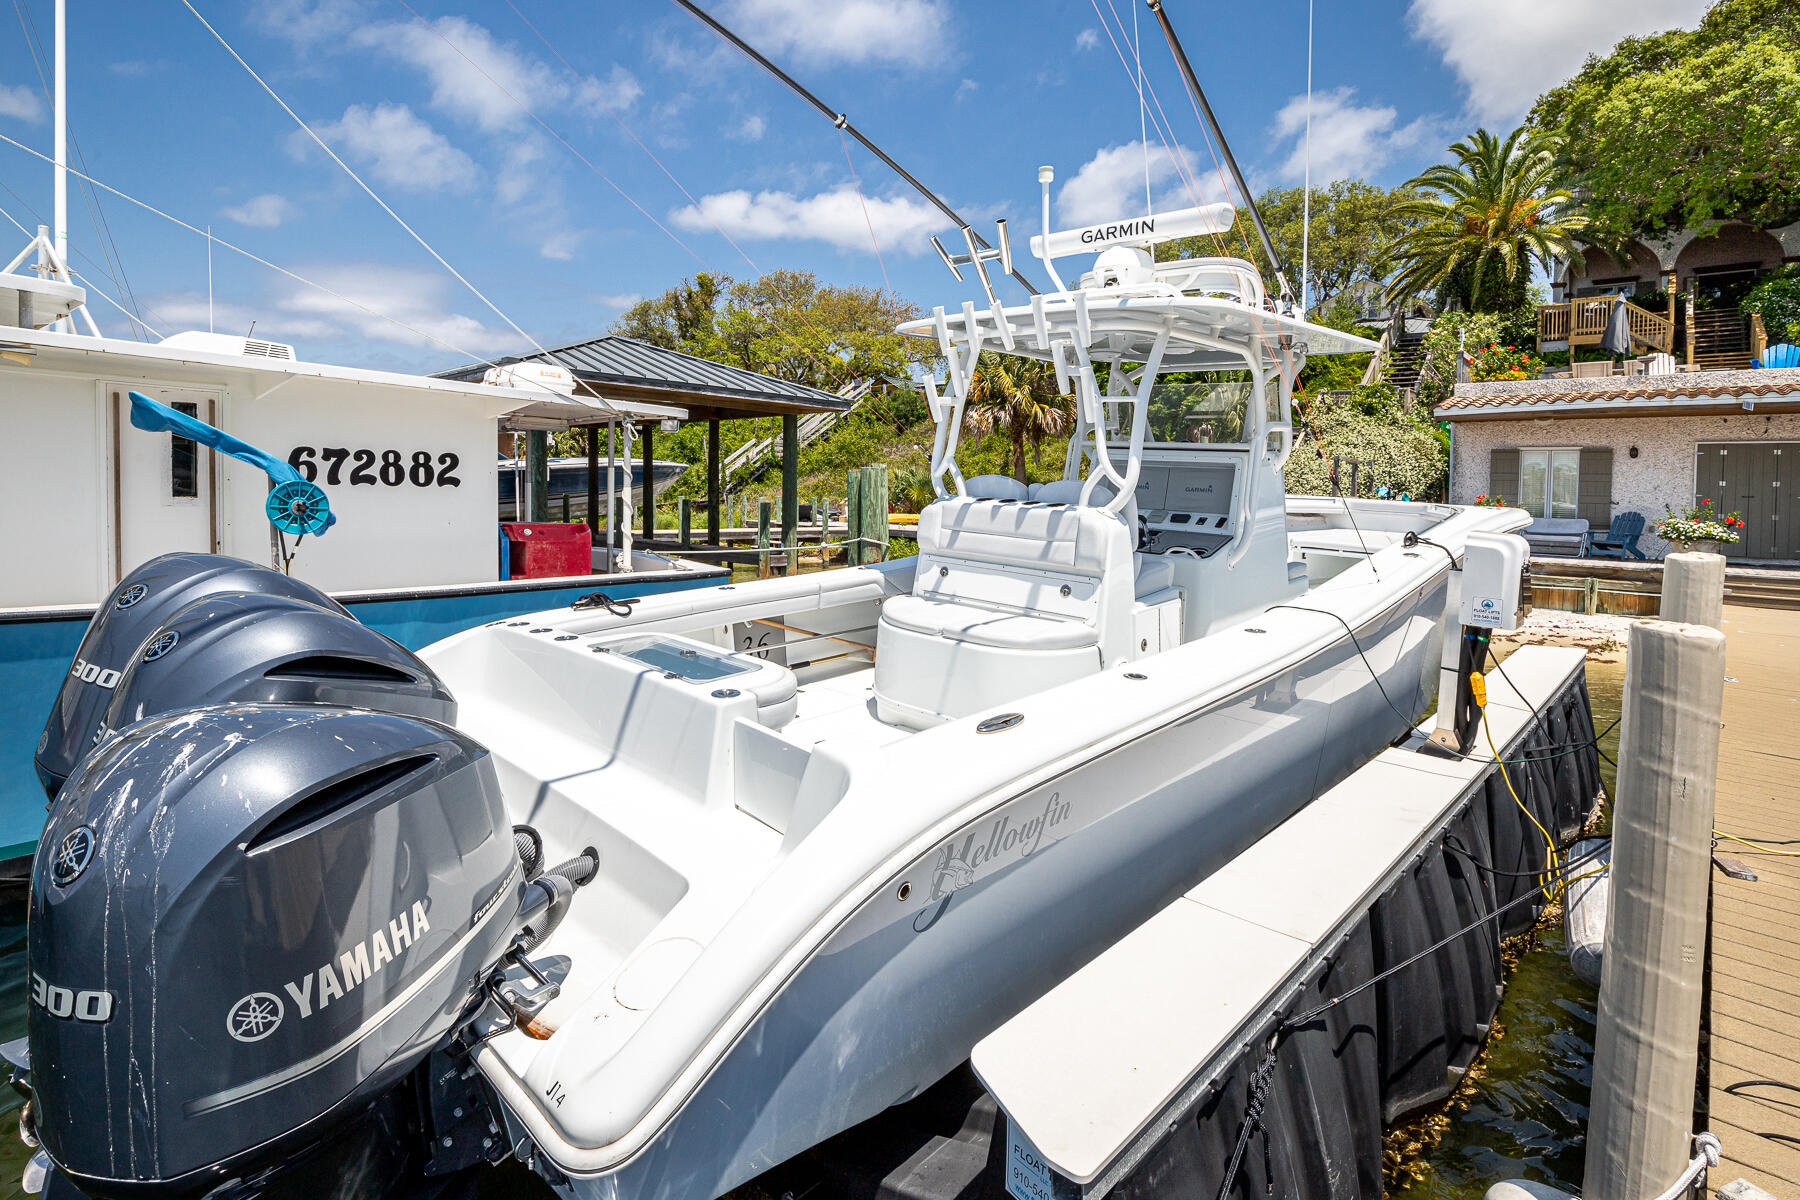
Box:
[963,473,1029,500]
[1134,554,1175,598]
[881,594,1098,651]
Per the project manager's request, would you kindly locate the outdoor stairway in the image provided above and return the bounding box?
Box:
[1386,325,1429,388]
[1690,308,1752,371]
[721,379,871,484]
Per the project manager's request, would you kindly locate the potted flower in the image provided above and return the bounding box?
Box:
[1655,498,1744,554]
[1474,493,1506,507]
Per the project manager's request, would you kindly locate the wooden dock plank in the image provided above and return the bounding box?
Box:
[1707,604,1800,1196]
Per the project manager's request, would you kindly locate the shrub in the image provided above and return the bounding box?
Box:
[1467,342,1547,381]
[1285,394,1448,499]
[1412,312,1505,410]
[1742,264,1800,345]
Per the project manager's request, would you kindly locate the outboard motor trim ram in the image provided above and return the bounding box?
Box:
[12,555,598,1199]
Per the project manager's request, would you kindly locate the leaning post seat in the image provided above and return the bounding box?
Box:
[873,491,1140,729]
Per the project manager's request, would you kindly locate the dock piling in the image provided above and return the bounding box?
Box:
[757,501,772,579]
[1583,620,1727,1200]
[1660,552,1725,628]
[678,498,692,551]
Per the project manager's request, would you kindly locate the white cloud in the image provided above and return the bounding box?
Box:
[0,83,43,123]
[594,292,642,309]
[955,78,979,102]
[294,103,480,192]
[276,262,528,356]
[728,113,766,142]
[1058,141,1224,228]
[538,231,583,261]
[1269,88,1438,184]
[719,0,951,68]
[357,16,639,133]
[671,184,947,254]
[221,194,298,229]
[1075,27,1100,51]
[1408,0,1710,124]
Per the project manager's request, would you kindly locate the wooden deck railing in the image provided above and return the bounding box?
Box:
[1537,298,1675,354]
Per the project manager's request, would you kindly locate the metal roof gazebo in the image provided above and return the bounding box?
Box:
[440,335,852,558]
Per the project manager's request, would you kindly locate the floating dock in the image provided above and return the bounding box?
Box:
[748,645,1603,1200]
[1705,603,1800,1197]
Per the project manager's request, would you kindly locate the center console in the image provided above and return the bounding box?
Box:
[1125,453,1244,558]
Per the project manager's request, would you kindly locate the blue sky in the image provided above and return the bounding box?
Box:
[0,0,1709,374]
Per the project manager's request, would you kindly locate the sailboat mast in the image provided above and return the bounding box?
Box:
[672,0,1038,297]
[1145,0,1294,305]
[53,0,68,275]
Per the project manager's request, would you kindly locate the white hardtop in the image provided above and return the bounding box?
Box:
[0,323,681,426]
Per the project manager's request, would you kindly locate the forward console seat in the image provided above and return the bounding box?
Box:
[874,484,1178,729]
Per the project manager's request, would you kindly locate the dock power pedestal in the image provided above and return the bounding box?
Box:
[1426,530,1531,757]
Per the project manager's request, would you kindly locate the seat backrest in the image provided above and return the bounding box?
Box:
[964,474,1029,501]
[912,496,1138,661]
[1611,511,1645,537]
[1033,478,1138,530]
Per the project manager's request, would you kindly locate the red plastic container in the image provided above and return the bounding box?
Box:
[501,522,592,579]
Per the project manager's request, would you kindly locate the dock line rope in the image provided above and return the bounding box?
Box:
[1648,1132,1720,1200]
[1216,1043,1280,1200]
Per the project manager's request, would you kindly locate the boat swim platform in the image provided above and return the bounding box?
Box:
[741,645,1604,1200]
[1704,603,1800,1199]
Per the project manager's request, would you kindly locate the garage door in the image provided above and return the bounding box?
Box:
[1695,442,1797,561]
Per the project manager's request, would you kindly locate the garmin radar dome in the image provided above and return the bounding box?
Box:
[34,554,350,798]
[21,704,599,1199]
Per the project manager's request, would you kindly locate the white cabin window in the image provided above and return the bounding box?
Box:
[1518,448,1579,518]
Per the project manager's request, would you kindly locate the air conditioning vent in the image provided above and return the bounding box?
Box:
[161,330,299,361]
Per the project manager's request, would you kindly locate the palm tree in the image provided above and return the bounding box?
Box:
[963,352,1075,483]
[1384,126,1589,312]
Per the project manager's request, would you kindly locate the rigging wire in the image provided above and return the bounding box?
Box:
[0,130,553,371]
[0,176,169,336]
[10,0,148,338]
[388,0,705,268]
[175,0,603,406]
[0,196,164,336]
[1301,0,1313,314]
[837,126,893,298]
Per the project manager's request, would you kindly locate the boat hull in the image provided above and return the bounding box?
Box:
[541,575,1445,1199]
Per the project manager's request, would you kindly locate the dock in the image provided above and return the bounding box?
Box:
[1706,602,1800,1198]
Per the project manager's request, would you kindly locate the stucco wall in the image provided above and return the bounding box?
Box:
[1449,412,1800,558]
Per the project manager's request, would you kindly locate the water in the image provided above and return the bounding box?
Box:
[0,658,1627,1200]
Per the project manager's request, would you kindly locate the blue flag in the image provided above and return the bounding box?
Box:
[128,390,336,532]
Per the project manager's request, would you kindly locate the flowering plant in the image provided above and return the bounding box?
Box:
[1468,343,1547,382]
[1655,498,1743,545]
[1473,493,1507,507]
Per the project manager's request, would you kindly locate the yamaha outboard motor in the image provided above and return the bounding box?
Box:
[95,592,456,747]
[35,553,349,797]
[20,704,593,1199]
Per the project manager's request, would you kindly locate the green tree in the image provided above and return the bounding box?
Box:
[1159,180,1417,311]
[1530,0,1800,239]
[1383,127,1589,313]
[963,352,1075,483]
[611,269,925,392]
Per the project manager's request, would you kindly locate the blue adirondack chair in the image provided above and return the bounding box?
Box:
[1585,511,1647,560]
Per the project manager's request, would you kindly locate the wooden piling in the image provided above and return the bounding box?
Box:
[757,501,772,579]
[678,498,692,551]
[846,472,864,567]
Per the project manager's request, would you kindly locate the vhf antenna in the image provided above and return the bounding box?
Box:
[672,0,1038,297]
[1146,0,1295,306]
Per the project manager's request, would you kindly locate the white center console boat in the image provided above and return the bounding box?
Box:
[15,182,1530,1200]
[410,191,1530,1197]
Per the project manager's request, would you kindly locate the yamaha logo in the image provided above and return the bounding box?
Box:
[52,826,95,886]
[227,992,285,1042]
[143,630,179,663]
[116,583,148,609]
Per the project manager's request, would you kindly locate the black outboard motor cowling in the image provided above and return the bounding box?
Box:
[96,592,456,746]
[35,553,348,797]
[27,705,527,1198]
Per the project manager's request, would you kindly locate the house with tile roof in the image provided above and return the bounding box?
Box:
[1434,368,1800,562]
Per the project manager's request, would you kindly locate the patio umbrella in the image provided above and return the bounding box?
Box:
[1599,294,1634,357]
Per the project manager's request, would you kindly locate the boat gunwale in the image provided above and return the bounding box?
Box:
[473,504,1524,1175]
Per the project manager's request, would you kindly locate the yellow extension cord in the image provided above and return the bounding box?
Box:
[1477,669,1567,905]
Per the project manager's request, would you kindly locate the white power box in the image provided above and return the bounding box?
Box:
[1460,531,1530,631]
